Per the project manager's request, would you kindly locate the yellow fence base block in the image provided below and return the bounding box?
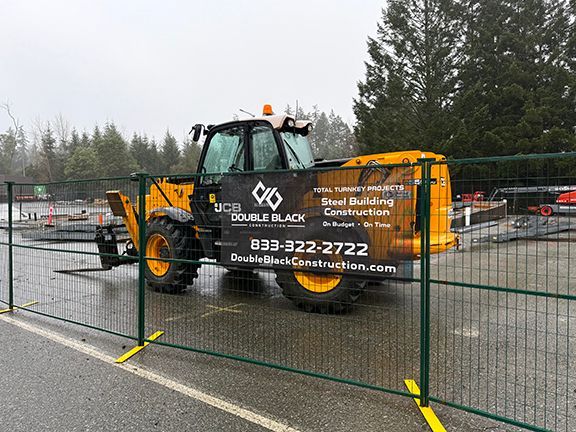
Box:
[404,379,447,432]
[115,331,164,363]
[0,301,38,314]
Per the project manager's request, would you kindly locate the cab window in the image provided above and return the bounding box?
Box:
[201,127,245,175]
[251,126,283,171]
[280,131,315,169]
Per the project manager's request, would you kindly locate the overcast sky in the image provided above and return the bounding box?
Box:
[0,0,383,142]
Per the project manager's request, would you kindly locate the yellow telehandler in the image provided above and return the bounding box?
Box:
[99,105,456,313]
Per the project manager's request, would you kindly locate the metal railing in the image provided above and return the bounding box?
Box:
[1,153,575,431]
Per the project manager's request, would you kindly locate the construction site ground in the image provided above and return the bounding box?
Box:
[1,219,574,431]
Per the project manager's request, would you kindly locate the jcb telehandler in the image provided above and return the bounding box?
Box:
[99,105,456,313]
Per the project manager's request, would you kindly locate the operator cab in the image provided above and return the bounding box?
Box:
[190,105,315,258]
[196,106,315,185]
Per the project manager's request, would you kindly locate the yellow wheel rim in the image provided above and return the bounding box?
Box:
[293,241,343,293]
[146,233,171,277]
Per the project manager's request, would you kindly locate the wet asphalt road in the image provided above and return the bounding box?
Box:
[0,317,269,432]
[0,313,511,432]
[1,219,575,431]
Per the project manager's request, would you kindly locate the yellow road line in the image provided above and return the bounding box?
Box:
[201,303,245,318]
[404,379,447,432]
[0,301,38,314]
[115,331,164,363]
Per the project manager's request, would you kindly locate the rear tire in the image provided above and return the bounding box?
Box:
[276,270,364,314]
[540,205,553,217]
[145,217,200,294]
[274,223,365,314]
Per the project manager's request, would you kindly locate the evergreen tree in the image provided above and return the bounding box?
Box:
[326,111,356,159]
[148,139,159,173]
[309,112,330,158]
[354,0,462,154]
[80,131,91,148]
[0,128,18,175]
[448,0,576,158]
[160,130,181,174]
[0,125,28,176]
[90,125,103,169]
[13,125,28,176]
[174,137,202,173]
[37,126,57,182]
[130,133,159,173]
[94,123,138,177]
[64,146,99,179]
[69,129,81,154]
[307,105,321,124]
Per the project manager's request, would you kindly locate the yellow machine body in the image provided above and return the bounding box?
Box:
[144,178,195,216]
[106,178,195,250]
[108,152,455,260]
[341,150,456,257]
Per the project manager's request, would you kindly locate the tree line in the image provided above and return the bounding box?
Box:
[284,104,357,160]
[354,0,576,160]
[0,106,356,181]
[0,118,203,181]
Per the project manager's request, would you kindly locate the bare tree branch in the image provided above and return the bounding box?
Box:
[1,101,21,132]
[1,101,24,174]
[53,113,70,145]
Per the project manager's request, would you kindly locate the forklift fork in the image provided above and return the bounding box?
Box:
[54,225,136,274]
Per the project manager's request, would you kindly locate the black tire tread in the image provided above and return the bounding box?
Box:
[274,220,366,314]
[145,216,200,294]
[275,272,362,314]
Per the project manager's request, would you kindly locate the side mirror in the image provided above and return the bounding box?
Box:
[190,124,204,142]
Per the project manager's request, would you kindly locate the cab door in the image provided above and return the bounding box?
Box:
[248,123,287,171]
[189,121,288,258]
[190,124,247,258]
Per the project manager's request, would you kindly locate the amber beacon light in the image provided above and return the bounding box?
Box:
[262,104,274,116]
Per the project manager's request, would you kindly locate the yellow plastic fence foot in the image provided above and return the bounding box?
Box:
[404,379,447,432]
[115,331,164,363]
[0,301,38,314]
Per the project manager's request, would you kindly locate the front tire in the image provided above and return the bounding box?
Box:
[274,224,365,314]
[145,217,200,294]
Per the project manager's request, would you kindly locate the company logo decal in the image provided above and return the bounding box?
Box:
[252,181,283,211]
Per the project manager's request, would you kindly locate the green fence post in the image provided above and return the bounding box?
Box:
[6,181,14,310]
[417,159,433,407]
[134,172,148,346]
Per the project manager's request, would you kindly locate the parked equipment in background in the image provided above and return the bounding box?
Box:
[455,191,485,204]
[530,191,576,216]
[451,193,507,229]
[488,185,576,216]
[95,105,457,313]
[488,185,576,200]
[472,215,575,243]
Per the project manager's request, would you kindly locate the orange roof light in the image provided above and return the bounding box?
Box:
[262,104,274,116]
